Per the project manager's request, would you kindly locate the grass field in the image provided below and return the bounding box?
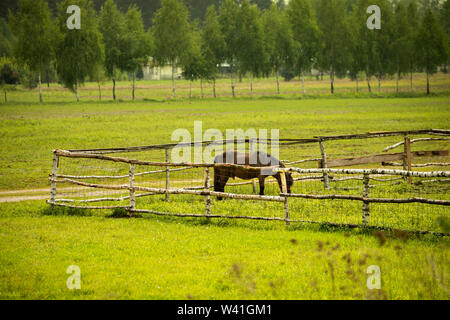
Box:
[0,74,449,299]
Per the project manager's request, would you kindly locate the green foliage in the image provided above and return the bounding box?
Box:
[218,0,241,71]
[99,0,127,78]
[152,0,193,96]
[0,57,19,85]
[0,57,19,102]
[0,18,14,57]
[182,22,210,82]
[152,0,192,67]
[280,67,296,81]
[369,0,396,83]
[55,0,104,95]
[406,1,420,74]
[416,8,449,75]
[8,0,54,74]
[263,4,295,76]
[393,2,414,80]
[202,5,226,80]
[286,0,319,75]
[442,0,450,41]
[316,0,352,91]
[236,0,267,77]
[347,1,366,81]
[9,0,55,101]
[122,4,152,74]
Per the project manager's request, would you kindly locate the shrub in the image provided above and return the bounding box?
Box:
[281,67,295,81]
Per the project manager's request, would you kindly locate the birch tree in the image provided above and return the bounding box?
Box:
[123,5,152,100]
[236,0,267,96]
[218,0,240,97]
[287,0,319,94]
[55,0,104,102]
[9,0,54,102]
[202,5,226,98]
[262,4,294,94]
[100,0,127,101]
[153,0,192,98]
[416,8,449,94]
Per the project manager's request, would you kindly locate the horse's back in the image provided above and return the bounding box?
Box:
[214,151,281,167]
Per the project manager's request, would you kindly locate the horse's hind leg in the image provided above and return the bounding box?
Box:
[258,176,265,195]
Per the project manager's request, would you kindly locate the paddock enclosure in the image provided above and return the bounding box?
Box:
[48,129,450,234]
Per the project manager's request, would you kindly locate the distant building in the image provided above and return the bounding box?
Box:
[142,57,182,80]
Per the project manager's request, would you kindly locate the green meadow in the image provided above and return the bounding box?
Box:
[0,75,449,299]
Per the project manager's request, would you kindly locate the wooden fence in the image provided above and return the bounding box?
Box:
[48,148,450,235]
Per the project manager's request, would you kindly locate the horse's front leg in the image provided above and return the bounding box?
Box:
[258,176,265,196]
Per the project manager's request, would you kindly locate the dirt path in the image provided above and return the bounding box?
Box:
[0,186,107,203]
[0,180,205,203]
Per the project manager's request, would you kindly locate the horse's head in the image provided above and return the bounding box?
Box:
[286,172,294,194]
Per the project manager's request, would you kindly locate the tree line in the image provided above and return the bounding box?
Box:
[1,0,449,102]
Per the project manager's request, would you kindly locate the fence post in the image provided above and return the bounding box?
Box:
[252,179,258,194]
[404,136,412,184]
[129,164,135,213]
[280,171,290,227]
[165,148,170,201]
[204,167,211,217]
[319,139,330,189]
[284,197,290,227]
[50,152,58,206]
[362,173,370,226]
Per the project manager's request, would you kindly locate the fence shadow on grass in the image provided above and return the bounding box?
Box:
[41,204,92,216]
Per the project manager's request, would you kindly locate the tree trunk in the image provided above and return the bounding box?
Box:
[230,66,235,97]
[302,71,306,94]
[366,71,371,93]
[378,74,381,92]
[213,78,216,98]
[396,71,400,93]
[75,79,79,102]
[356,77,359,93]
[410,71,413,92]
[200,79,203,98]
[132,72,136,100]
[171,63,176,98]
[46,68,50,88]
[4,89,6,103]
[330,68,334,94]
[276,69,280,94]
[98,82,101,101]
[112,77,116,101]
[38,71,43,103]
[189,80,192,100]
[426,71,430,95]
[250,72,253,96]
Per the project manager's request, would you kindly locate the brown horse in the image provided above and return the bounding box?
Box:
[213,151,293,200]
